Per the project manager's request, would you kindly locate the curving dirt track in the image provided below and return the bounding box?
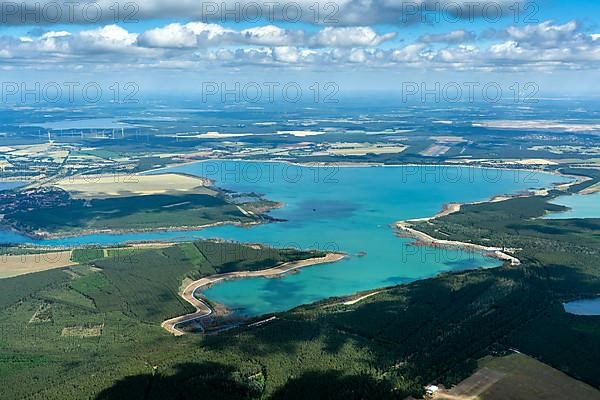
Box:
[161,253,346,336]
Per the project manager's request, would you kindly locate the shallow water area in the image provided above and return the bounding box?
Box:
[546,192,600,219]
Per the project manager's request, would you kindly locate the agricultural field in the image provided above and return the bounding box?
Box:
[0,250,75,278]
[431,353,600,400]
[53,173,215,199]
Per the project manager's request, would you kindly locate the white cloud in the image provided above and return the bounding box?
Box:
[485,21,600,67]
[505,20,582,48]
[348,49,367,63]
[41,31,71,39]
[390,44,427,63]
[73,25,138,52]
[137,23,200,48]
[241,26,302,46]
[309,27,396,47]
[136,23,395,49]
[419,30,475,44]
[1,19,598,73]
[272,46,318,63]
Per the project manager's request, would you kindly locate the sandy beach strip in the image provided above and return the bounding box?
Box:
[580,181,600,195]
[161,252,346,336]
[394,170,586,266]
[342,290,383,305]
[396,221,521,266]
[392,186,568,266]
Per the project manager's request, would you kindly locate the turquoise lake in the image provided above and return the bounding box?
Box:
[164,162,566,317]
[546,192,600,219]
[0,162,567,317]
[564,298,600,316]
[0,182,25,191]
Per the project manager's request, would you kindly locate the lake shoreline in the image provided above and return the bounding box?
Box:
[161,252,347,336]
[12,160,575,243]
[5,219,264,242]
[393,171,589,267]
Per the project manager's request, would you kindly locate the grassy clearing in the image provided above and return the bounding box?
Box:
[61,324,104,338]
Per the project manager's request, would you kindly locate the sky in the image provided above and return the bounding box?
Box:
[0,0,599,98]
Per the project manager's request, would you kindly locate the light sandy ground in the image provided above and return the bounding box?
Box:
[581,182,600,194]
[323,143,408,156]
[10,143,52,156]
[342,290,382,305]
[276,130,325,137]
[54,173,215,199]
[505,158,558,166]
[29,303,52,323]
[46,150,69,163]
[421,145,451,157]
[430,136,466,143]
[445,158,563,167]
[61,324,103,337]
[432,353,600,400]
[529,145,600,155]
[0,251,76,279]
[162,253,346,336]
[396,221,521,266]
[473,120,600,133]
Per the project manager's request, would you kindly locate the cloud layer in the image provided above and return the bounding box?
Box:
[1,20,599,73]
[136,23,395,49]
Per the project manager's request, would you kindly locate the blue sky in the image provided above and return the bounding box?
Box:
[0,0,599,96]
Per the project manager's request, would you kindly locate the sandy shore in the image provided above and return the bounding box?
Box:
[580,181,600,195]
[392,181,586,266]
[407,169,588,225]
[161,252,346,336]
[396,221,521,266]
[394,168,594,264]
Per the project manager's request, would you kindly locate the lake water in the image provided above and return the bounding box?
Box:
[0,161,567,317]
[546,192,600,219]
[564,298,600,316]
[0,182,25,191]
[162,162,566,317]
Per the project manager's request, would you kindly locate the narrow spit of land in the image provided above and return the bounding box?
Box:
[394,174,588,267]
[395,194,527,266]
[162,252,346,335]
